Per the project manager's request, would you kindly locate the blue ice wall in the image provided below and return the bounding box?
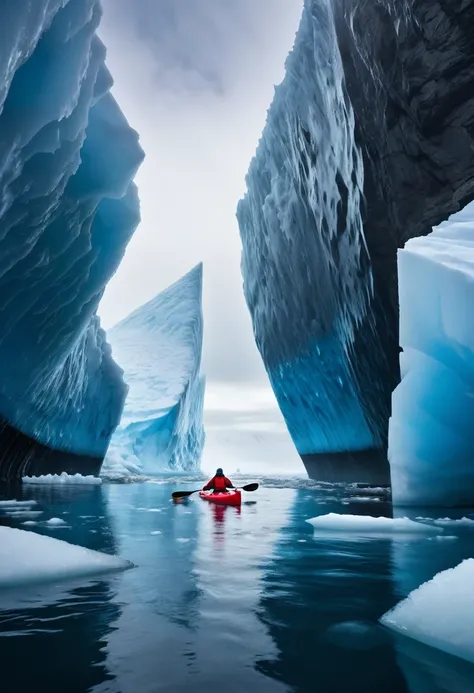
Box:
[237,0,376,458]
[237,0,474,479]
[104,265,205,476]
[0,0,144,470]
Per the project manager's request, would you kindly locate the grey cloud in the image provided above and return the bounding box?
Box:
[101,0,299,95]
[98,0,302,383]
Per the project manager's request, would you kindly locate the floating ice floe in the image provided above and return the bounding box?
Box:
[44,518,68,527]
[0,499,43,520]
[23,473,102,485]
[381,559,474,663]
[4,511,43,519]
[0,500,38,508]
[306,514,443,535]
[0,526,133,588]
[348,486,389,496]
[433,517,474,528]
[414,516,474,528]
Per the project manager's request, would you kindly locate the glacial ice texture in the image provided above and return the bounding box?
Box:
[237,0,376,462]
[237,0,474,480]
[0,0,144,479]
[103,265,205,475]
[389,202,474,506]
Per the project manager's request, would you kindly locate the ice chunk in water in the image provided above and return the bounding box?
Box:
[0,527,132,588]
[381,559,474,664]
[0,500,38,508]
[23,473,102,485]
[44,518,68,527]
[306,514,443,535]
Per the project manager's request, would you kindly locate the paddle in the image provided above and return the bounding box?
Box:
[172,483,259,500]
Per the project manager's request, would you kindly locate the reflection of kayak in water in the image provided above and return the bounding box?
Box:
[199,490,242,506]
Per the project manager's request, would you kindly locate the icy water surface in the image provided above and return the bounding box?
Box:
[1,476,474,693]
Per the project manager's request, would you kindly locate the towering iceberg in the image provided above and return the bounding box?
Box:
[104,265,205,475]
[237,0,474,482]
[0,0,144,480]
[389,202,474,506]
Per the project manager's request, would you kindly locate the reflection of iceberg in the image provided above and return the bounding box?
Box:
[389,202,474,506]
[104,265,205,475]
[98,483,202,690]
[256,492,405,691]
[0,0,143,480]
[0,485,123,691]
[393,636,474,693]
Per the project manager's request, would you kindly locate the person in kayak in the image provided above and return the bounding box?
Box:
[202,468,235,493]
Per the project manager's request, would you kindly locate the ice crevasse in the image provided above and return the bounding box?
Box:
[103,265,206,476]
[389,202,474,507]
[0,0,144,480]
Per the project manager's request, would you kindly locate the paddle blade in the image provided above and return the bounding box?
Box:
[242,483,259,492]
[172,489,199,499]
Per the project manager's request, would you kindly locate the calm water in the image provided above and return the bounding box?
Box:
[1,476,474,693]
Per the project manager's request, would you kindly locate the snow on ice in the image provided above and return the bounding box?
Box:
[0,526,132,588]
[103,265,205,476]
[381,559,474,664]
[389,201,474,506]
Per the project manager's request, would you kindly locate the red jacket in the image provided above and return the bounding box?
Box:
[203,475,234,491]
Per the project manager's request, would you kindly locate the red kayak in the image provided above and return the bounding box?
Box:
[199,490,242,506]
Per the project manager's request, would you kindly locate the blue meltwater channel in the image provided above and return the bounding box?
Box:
[0,476,474,693]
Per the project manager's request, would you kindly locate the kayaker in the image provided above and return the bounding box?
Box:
[202,468,235,493]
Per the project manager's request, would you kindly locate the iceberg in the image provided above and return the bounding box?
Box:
[0,525,132,588]
[389,202,474,506]
[103,265,205,475]
[0,0,144,481]
[381,559,474,664]
[237,0,474,483]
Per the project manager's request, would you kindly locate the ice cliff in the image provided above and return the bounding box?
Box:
[389,202,474,506]
[0,0,144,480]
[103,265,205,476]
[237,0,474,483]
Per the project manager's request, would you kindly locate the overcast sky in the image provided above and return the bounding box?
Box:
[98,0,302,383]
